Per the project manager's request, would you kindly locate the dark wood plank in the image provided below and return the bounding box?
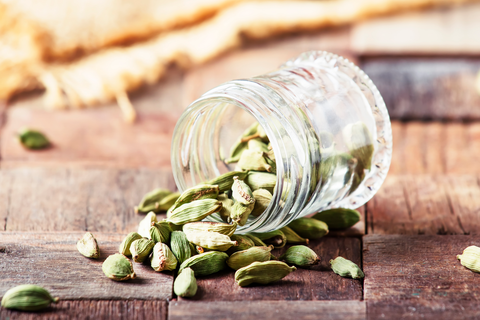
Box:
[362,58,480,120]
[364,235,480,319]
[0,232,173,300]
[169,300,366,320]
[0,167,176,232]
[0,300,167,320]
[180,237,363,301]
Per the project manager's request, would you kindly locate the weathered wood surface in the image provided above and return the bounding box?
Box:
[180,237,363,301]
[169,300,366,320]
[0,300,167,320]
[0,232,173,300]
[363,235,480,319]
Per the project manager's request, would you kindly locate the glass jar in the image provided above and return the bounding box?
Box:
[171,51,392,233]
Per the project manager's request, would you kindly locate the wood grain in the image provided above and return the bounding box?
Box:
[169,300,366,320]
[179,237,363,301]
[0,300,167,320]
[363,235,480,319]
[0,232,173,300]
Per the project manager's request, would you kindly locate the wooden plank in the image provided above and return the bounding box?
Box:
[361,59,480,120]
[0,232,173,300]
[363,235,480,319]
[0,300,167,320]
[179,237,363,301]
[169,300,366,320]
[352,2,480,55]
[0,167,175,233]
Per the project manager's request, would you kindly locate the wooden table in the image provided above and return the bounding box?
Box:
[2,4,480,319]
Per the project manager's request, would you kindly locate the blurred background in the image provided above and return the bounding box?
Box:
[1,0,479,173]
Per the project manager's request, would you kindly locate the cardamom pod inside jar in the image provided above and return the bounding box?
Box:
[171,51,392,233]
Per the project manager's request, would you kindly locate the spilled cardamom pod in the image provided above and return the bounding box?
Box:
[250,189,272,217]
[227,246,273,270]
[170,231,192,264]
[235,261,296,287]
[205,171,248,193]
[151,242,178,272]
[287,217,329,240]
[312,208,361,230]
[135,188,180,213]
[169,184,220,212]
[183,221,237,237]
[138,211,157,238]
[244,233,268,247]
[228,234,255,253]
[330,256,364,279]
[102,254,136,281]
[250,230,287,248]
[168,199,222,225]
[280,226,309,245]
[149,221,172,243]
[178,251,229,276]
[119,232,143,257]
[184,230,237,251]
[18,128,50,150]
[245,171,276,193]
[457,245,480,273]
[76,232,100,259]
[130,238,155,263]
[174,267,197,298]
[231,177,255,225]
[1,285,59,311]
[230,201,255,226]
[217,193,234,223]
[279,245,319,267]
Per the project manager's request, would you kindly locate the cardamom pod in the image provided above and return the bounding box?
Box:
[244,233,268,247]
[168,199,222,225]
[76,232,100,259]
[245,171,276,193]
[330,256,364,279]
[174,267,198,298]
[119,232,143,257]
[232,177,255,206]
[228,234,255,253]
[217,193,234,223]
[287,217,329,240]
[18,128,50,150]
[226,123,259,163]
[138,211,157,238]
[227,246,273,270]
[130,238,155,263]
[184,230,237,251]
[178,251,229,276]
[230,201,255,226]
[151,242,178,272]
[238,149,272,172]
[183,221,237,237]
[170,231,192,264]
[149,221,172,243]
[135,188,180,213]
[102,254,136,281]
[280,226,309,245]
[279,245,319,267]
[457,245,480,273]
[312,208,361,230]
[250,230,287,248]
[205,171,248,193]
[1,285,59,311]
[250,189,272,217]
[169,184,220,212]
[235,261,296,287]
[248,139,270,152]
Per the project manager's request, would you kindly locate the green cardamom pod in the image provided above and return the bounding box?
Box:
[205,171,248,193]
[228,234,255,253]
[226,123,260,164]
[232,177,255,206]
[168,199,222,225]
[238,149,272,172]
[138,211,157,238]
[250,189,272,217]
[149,221,172,243]
[217,193,234,223]
[151,242,178,272]
[1,285,59,311]
[227,246,273,270]
[287,217,329,240]
[245,171,276,193]
[119,232,143,257]
[102,254,136,281]
[248,138,270,152]
[250,230,287,248]
[184,230,237,251]
[135,189,180,213]
[279,245,319,267]
[76,232,100,259]
[457,246,480,273]
[235,261,296,287]
[312,208,361,230]
[130,238,155,263]
[279,226,309,245]
[169,184,220,212]
[178,251,229,276]
[244,233,268,247]
[230,201,255,226]
[170,231,192,264]
[18,128,50,150]
[174,267,198,298]
[183,221,237,237]
[330,256,364,279]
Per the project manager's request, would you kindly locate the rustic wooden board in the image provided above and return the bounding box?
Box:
[0,300,167,320]
[363,235,480,319]
[0,232,173,300]
[179,237,363,301]
[169,300,366,320]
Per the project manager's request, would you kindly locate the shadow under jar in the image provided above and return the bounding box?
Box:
[171,51,392,233]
